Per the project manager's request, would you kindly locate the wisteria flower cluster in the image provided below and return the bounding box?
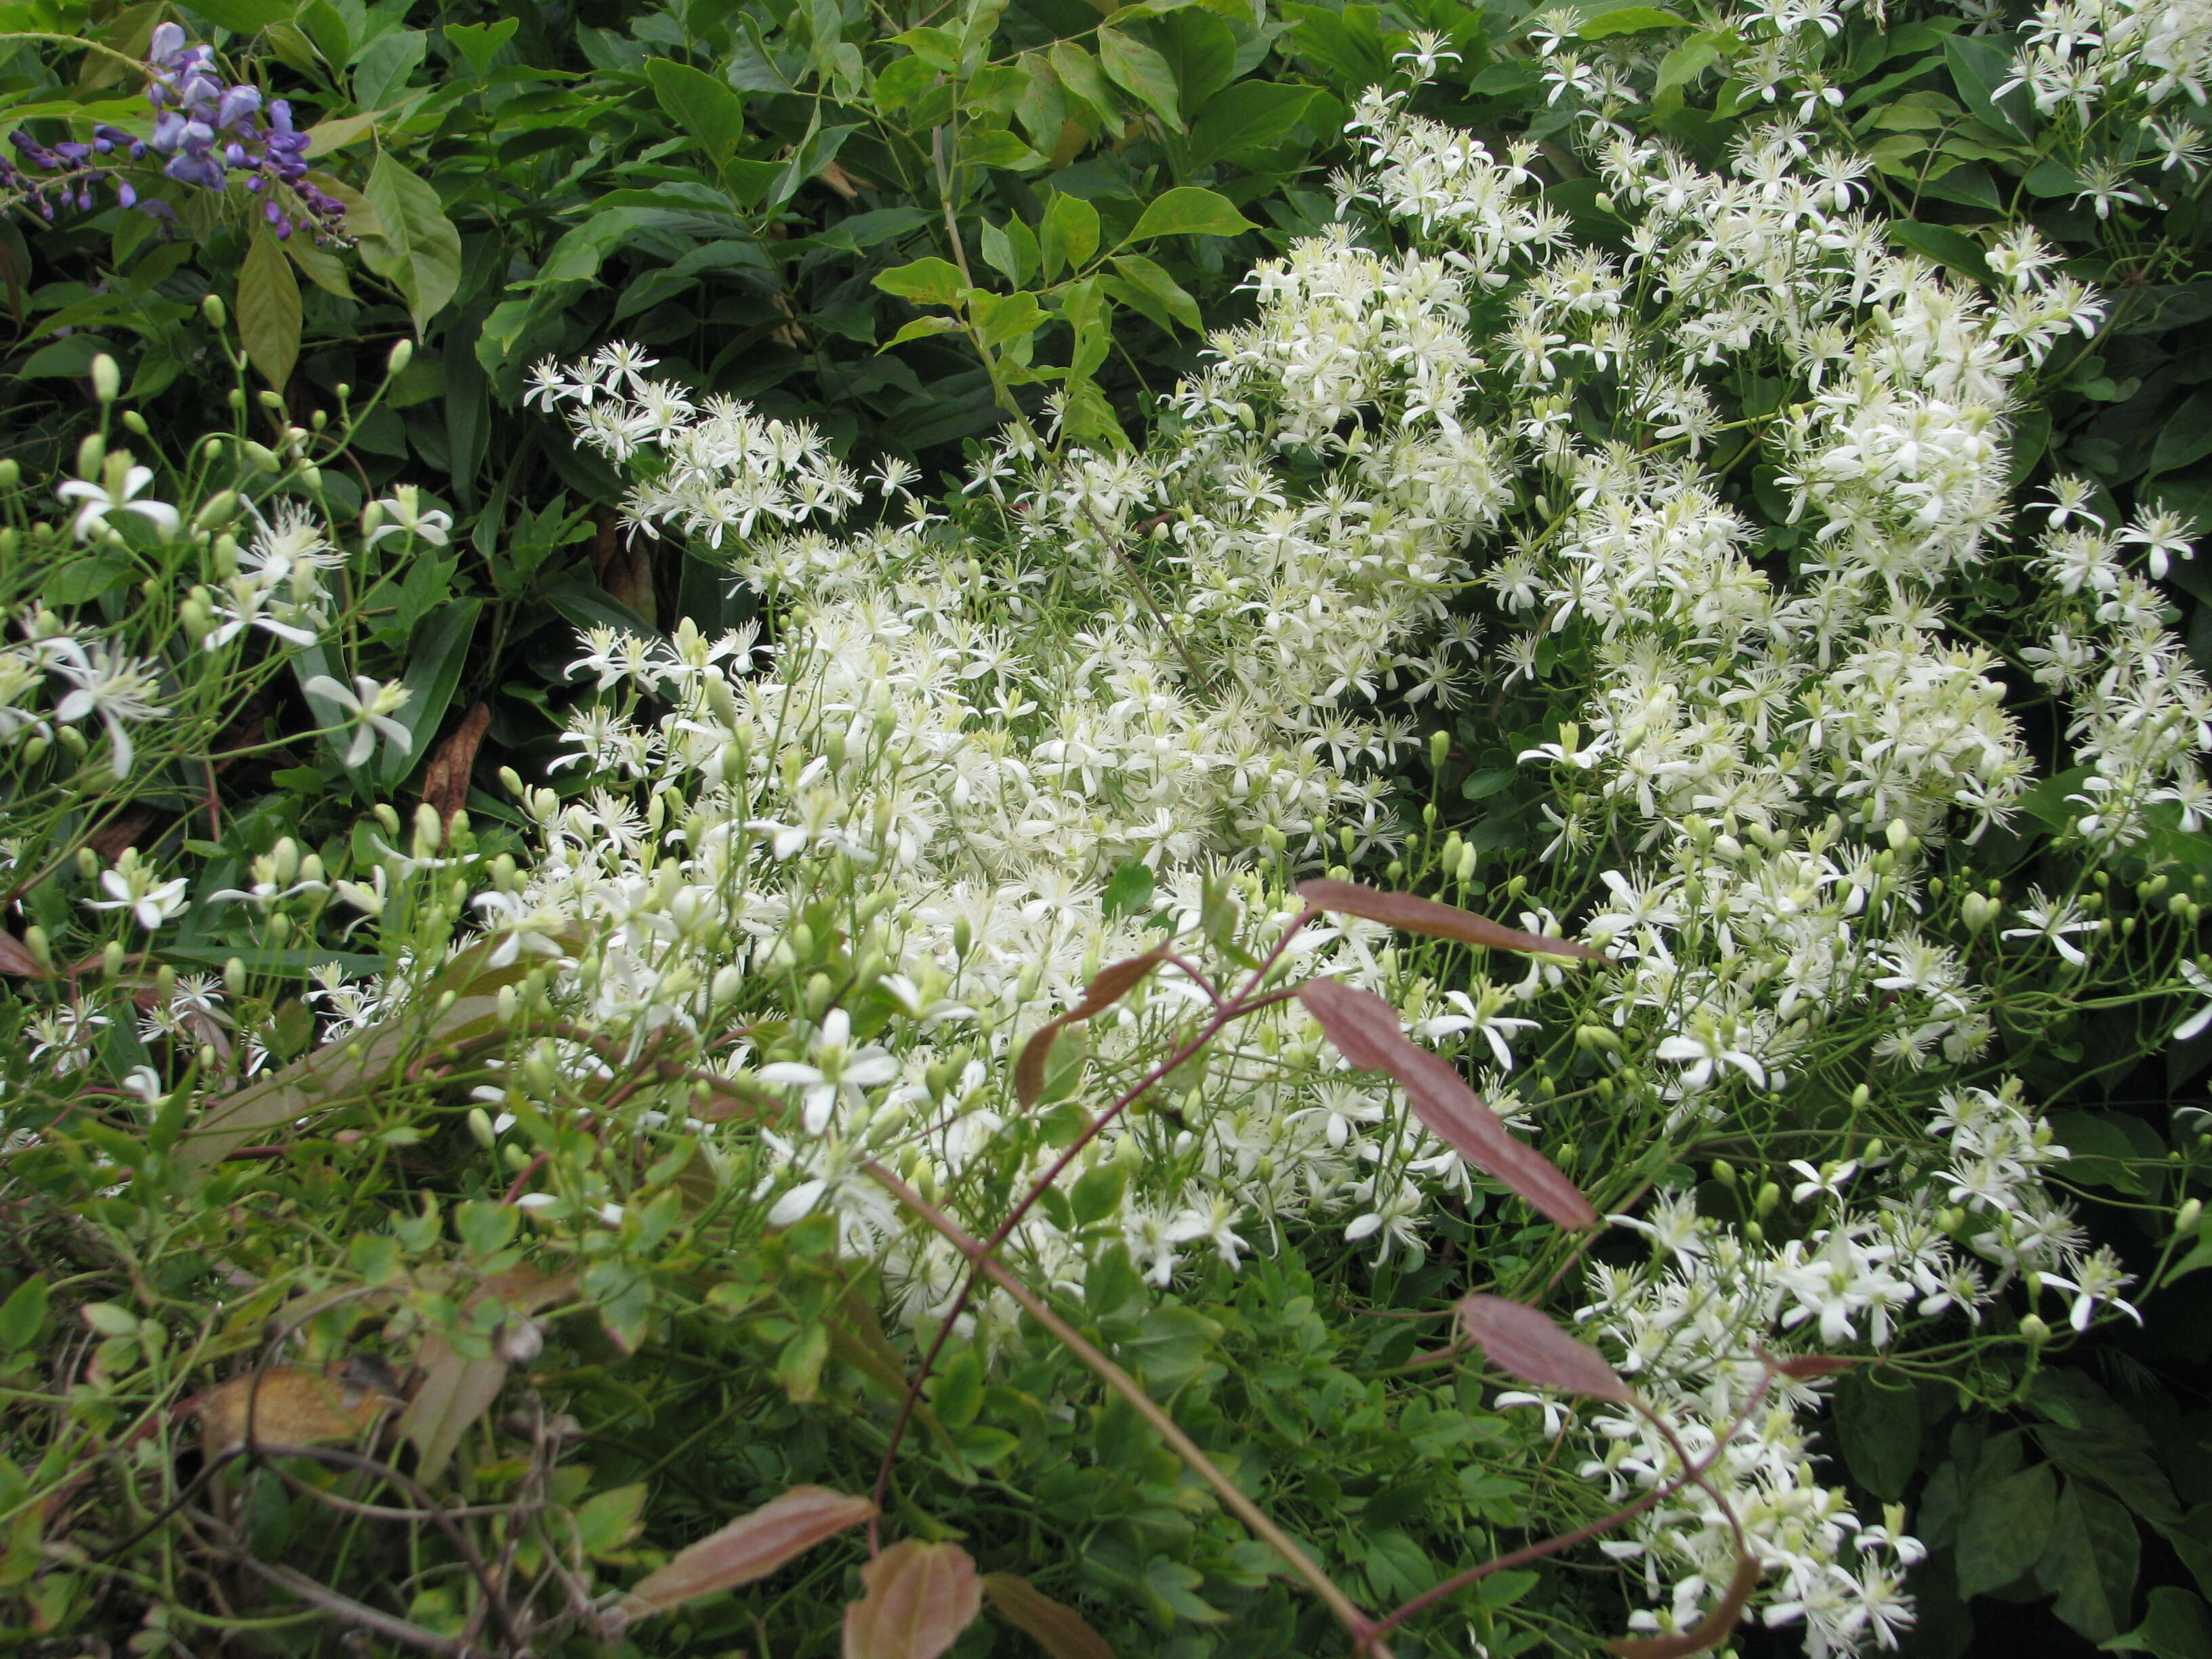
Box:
[0,22,345,239]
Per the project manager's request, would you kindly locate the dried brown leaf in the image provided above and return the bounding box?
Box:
[844,1540,985,1659]
[421,700,491,829]
[622,1486,877,1616]
[983,1574,1118,1659]
[192,1363,401,1454]
[1297,980,1599,1229]
[1605,1551,1761,1657]
[1015,945,1166,1108]
[395,1267,572,1482]
[1455,1294,1629,1401]
[1298,878,1609,963]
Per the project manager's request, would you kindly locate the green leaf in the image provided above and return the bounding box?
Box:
[2045,1109,2154,1195]
[444,17,516,77]
[1041,192,1101,282]
[382,597,480,787]
[1124,185,1254,242]
[930,1349,984,1428]
[647,58,747,167]
[1098,26,1185,131]
[188,0,293,33]
[2152,391,2212,478]
[0,1277,47,1351]
[357,152,461,335]
[1105,253,1201,333]
[874,257,968,306]
[2039,1481,2140,1643]
[1653,35,1719,96]
[1155,7,1237,117]
[575,1483,649,1559]
[1945,33,2034,140]
[1050,41,1122,134]
[970,289,1042,348]
[1887,220,1993,287]
[2108,1589,2212,1659]
[1186,81,1319,169]
[883,316,962,348]
[1957,1462,2057,1597]
[1118,1304,1218,1393]
[237,222,302,390]
[1100,857,1153,917]
[1835,1373,1921,1500]
[1069,1163,1127,1225]
[352,28,426,110]
[1577,5,1685,35]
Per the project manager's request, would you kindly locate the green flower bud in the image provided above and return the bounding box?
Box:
[90,354,119,403]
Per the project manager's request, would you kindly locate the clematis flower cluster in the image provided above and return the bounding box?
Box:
[314,56,2212,1659]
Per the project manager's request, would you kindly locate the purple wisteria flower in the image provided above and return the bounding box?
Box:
[1,22,347,242]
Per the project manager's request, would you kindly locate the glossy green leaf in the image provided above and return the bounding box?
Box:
[382,598,480,788]
[1125,186,1254,242]
[2036,1481,2139,1643]
[1105,253,1202,333]
[2108,1589,2212,1659]
[1185,80,1319,169]
[1887,220,1993,287]
[1098,26,1184,132]
[444,16,516,77]
[2152,391,2212,477]
[874,257,968,306]
[1834,1373,1920,1500]
[1155,7,1237,116]
[1578,6,1685,36]
[647,58,748,167]
[970,289,1042,348]
[1944,32,2034,140]
[352,28,424,110]
[0,1277,47,1351]
[237,222,302,390]
[1042,192,1100,282]
[187,0,293,33]
[1957,1461,2057,1597]
[357,152,461,334]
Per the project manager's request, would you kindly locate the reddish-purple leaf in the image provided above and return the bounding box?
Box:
[983,1573,1119,1659]
[1298,879,1610,963]
[1455,1294,1629,1401]
[0,932,43,977]
[1297,980,1599,1230]
[623,1486,877,1616]
[1605,1551,1761,1657]
[1771,1354,1855,1381]
[844,1540,985,1659]
[1015,946,1167,1108]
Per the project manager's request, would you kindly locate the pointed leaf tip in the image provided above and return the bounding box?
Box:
[1456,1294,1629,1401]
[1297,980,1599,1230]
[622,1486,876,1616]
[983,1574,1119,1659]
[1014,945,1166,1108]
[1297,878,1610,963]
